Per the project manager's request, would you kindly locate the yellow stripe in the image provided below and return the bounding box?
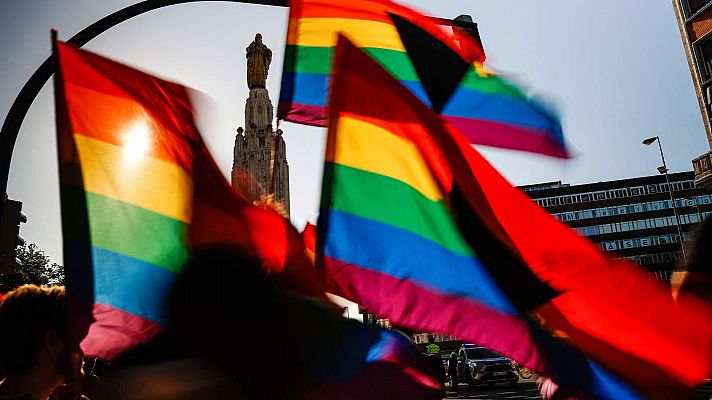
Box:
[329,116,443,201]
[74,134,193,223]
[293,18,405,52]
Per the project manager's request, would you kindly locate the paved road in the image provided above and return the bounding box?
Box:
[444,382,541,399]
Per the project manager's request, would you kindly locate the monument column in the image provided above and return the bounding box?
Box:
[232,34,290,216]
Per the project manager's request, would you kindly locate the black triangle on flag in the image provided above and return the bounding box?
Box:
[388,13,472,113]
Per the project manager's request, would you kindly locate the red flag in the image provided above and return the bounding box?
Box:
[302,222,317,263]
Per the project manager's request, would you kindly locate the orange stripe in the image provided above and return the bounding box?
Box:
[65,82,194,173]
[289,0,460,51]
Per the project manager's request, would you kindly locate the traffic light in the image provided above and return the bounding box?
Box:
[0,198,27,274]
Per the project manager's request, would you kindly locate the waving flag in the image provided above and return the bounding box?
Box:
[279,0,568,158]
[53,43,443,400]
[53,42,316,359]
[318,35,712,399]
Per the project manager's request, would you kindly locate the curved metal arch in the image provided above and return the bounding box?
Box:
[0,0,288,222]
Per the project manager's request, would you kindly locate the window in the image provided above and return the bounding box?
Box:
[698,36,712,81]
[686,0,709,16]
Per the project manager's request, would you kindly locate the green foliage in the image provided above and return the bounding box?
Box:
[0,243,64,294]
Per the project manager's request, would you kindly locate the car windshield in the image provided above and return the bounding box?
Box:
[466,348,502,359]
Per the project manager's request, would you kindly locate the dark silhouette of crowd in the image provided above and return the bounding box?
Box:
[2,218,712,400]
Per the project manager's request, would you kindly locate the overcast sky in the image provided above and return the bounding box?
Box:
[0,0,707,263]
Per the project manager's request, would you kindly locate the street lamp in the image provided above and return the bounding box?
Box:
[643,136,687,263]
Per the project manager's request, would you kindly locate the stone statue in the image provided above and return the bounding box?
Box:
[246,33,272,89]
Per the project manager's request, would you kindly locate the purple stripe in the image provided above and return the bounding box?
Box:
[323,256,547,372]
[278,101,568,158]
[445,116,570,158]
[278,101,327,127]
[80,303,162,359]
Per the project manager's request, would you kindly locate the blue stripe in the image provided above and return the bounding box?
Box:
[322,209,517,315]
[92,246,178,324]
[281,72,430,109]
[279,72,329,108]
[365,330,394,363]
[281,71,559,134]
[588,361,644,400]
[440,84,560,132]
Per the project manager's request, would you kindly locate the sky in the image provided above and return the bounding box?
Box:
[0,0,708,264]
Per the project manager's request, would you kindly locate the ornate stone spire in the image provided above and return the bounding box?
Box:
[232,34,290,216]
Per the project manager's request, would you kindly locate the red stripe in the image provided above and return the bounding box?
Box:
[79,303,162,360]
[57,43,200,168]
[444,116,570,159]
[323,256,548,373]
[190,140,328,300]
[295,0,427,24]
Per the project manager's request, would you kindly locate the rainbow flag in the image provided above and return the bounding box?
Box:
[279,0,568,158]
[52,45,444,400]
[319,36,712,399]
[53,42,316,359]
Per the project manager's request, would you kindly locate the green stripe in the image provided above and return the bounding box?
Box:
[63,185,189,273]
[285,44,525,100]
[458,68,527,101]
[329,163,473,256]
[285,45,419,81]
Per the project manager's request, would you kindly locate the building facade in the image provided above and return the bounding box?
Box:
[231,34,290,215]
[521,171,712,277]
[673,0,712,188]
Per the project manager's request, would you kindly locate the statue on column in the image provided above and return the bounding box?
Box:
[246,33,272,89]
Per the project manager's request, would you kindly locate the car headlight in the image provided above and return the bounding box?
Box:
[510,360,518,369]
[467,361,482,370]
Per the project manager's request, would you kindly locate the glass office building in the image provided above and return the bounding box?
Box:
[520,171,711,278]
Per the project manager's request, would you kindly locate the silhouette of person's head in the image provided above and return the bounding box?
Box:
[0,285,82,400]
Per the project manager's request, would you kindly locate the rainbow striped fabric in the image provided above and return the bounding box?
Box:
[279,0,568,158]
[54,42,196,358]
[319,36,712,400]
[53,42,319,359]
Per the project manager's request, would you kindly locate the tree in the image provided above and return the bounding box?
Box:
[0,243,64,293]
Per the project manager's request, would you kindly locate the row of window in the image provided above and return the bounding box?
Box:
[552,195,712,222]
[574,212,711,236]
[626,252,682,268]
[533,180,695,208]
[597,232,692,252]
